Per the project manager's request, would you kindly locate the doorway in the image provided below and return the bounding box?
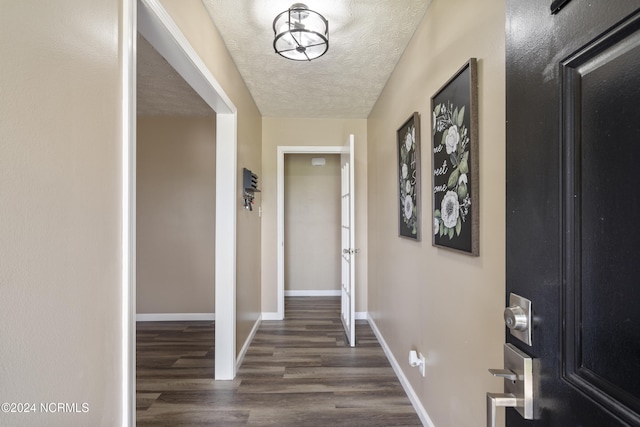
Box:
[124,1,239,421]
[284,153,341,300]
[276,139,356,347]
[276,146,348,320]
[136,33,217,321]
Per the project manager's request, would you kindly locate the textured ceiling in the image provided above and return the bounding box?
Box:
[137,1,431,118]
[137,34,213,116]
[202,0,431,118]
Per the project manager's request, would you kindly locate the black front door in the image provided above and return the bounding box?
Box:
[506,1,640,425]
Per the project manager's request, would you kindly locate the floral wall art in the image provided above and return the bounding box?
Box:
[431,59,479,255]
[397,112,421,240]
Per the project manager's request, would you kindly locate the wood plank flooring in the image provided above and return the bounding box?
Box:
[137,296,422,426]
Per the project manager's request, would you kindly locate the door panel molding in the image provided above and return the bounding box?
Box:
[561,10,640,424]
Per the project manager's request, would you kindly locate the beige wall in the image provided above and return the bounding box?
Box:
[0,0,123,425]
[137,115,216,313]
[367,0,506,425]
[160,0,263,355]
[285,154,341,292]
[261,118,368,313]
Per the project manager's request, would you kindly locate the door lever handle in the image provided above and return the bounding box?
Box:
[486,344,535,424]
[487,393,519,427]
[489,368,518,381]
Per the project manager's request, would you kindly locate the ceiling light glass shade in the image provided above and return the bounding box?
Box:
[273,3,329,61]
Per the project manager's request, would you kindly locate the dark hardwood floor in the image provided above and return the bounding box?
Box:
[136,296,422,426]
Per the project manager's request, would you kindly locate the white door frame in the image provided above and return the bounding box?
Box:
[276,146,348,319]
[123,0,238,422]
[122,1,136,424]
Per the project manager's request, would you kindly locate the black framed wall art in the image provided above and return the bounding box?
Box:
[397,112,421,240]
[431,58,479,256]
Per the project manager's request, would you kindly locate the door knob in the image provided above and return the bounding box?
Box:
[487,393,518,427]
[504,305,528,331]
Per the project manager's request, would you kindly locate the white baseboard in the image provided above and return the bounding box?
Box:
[261,312,281,320]
[236,315,261,373]
[368,315,435,427]
[136,313,215,322]
[355,312,367,320]
[284,290,341,297]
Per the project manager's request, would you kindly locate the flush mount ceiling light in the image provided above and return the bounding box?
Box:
[273,3,329,61]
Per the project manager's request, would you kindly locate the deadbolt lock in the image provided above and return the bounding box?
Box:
[504,293,532,346]
[504,305,528,331]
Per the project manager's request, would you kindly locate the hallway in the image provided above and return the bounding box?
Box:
[136,297,421,426]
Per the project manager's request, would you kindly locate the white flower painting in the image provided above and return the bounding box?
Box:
[398,113,421,240]
[445,125,460,154]
[440,191,460,228]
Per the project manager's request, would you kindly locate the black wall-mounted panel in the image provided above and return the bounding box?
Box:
[243,168,259,192]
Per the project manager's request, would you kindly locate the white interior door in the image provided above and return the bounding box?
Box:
[340,134,356,347]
